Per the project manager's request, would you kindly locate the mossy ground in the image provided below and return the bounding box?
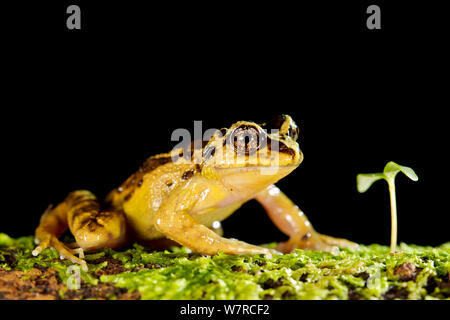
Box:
[1,233,449,300]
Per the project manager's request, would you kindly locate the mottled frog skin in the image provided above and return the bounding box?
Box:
[33,115,356,270]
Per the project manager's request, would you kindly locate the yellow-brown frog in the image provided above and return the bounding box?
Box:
[33,115,356,270]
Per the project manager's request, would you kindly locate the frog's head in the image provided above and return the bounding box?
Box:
[202,115,303,194]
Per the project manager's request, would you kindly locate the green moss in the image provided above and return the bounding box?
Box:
[1,233,449,300]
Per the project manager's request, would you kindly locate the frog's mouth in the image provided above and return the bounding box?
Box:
[216,164,299,172]
[215,164,300,181]
[216,164,299,196]
[213,151,303,174]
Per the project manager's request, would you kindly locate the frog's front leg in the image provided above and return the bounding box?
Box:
[255,185,358,253]
[154,185,276,256]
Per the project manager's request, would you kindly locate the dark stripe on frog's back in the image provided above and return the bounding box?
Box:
[112,155,174,205]
[140,156,173,173]
[108,140,207,207]
[182,164,202,180]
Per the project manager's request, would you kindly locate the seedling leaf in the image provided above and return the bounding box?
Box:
[357,173,385,193]
[384,162,419,182]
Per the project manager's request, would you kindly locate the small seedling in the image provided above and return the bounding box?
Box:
[357,162,419,253]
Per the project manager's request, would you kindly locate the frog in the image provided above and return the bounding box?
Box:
[33,115,356,270]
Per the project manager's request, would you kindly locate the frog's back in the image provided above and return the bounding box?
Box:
[106,151,199,239]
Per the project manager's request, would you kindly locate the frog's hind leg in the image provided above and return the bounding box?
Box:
[33,190,128,271]
[67,191,128,251]
[33,204,89,270]
[255,185,358,253]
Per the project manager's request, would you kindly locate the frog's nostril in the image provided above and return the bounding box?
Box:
[288,125,300,141]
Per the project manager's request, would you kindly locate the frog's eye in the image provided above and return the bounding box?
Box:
[229,125,264,156]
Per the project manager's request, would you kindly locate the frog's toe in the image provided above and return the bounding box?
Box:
[318,234,359,250]
[33,235,88,271]
[51,238,88,271]
[61,242,85,258]
[70,247,85,259]
[276,239,299,254]
[264,248,282,259]
[276,233,342,254]
[32,235,51,256]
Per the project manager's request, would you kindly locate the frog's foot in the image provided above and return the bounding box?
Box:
[277,232,358,254]
[264,248,283,258]
[225,239,281,258]
[318,234,359,250]
[33,235,88,271]
[276,233,334,254]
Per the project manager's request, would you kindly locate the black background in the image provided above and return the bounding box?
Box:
[2,1,448,250]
